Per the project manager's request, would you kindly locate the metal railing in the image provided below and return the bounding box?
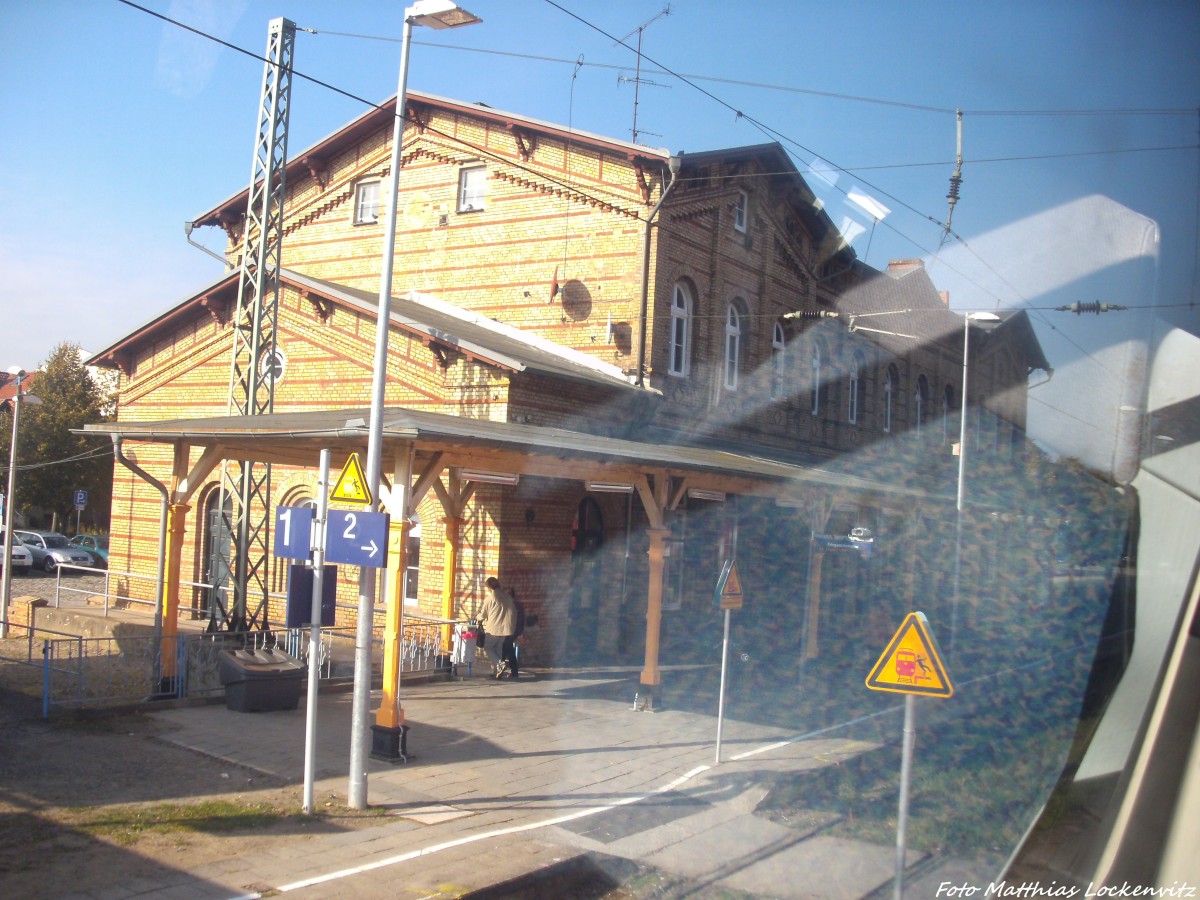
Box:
[8,570,457,716]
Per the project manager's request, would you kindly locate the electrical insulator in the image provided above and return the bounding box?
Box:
[1056,301,1128,315]
[947,174,962,202]
[783,309,839,320]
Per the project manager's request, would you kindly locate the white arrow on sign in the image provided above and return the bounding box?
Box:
[361,540,379,559]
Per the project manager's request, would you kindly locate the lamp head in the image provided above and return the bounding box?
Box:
[407,0,482,29]
[668,154,682,176]
[6,367,26,378]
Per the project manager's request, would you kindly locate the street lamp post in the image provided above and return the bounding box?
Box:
[348,0,482,811]
[1,367,41,639]
[951,311,1000,654]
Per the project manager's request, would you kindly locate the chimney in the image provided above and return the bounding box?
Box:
[887,258,924,273]
[939,291,950,307]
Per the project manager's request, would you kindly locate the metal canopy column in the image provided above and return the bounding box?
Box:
[217,17,296,631]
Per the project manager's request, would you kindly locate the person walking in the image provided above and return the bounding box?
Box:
[479,576,519,679]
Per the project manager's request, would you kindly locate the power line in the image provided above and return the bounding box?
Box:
[314,29,1195,119]
[112,0,649,222]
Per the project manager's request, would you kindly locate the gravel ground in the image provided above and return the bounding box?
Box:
[6,567,111,606]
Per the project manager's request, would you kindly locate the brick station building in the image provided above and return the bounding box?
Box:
[86,91,1047,701]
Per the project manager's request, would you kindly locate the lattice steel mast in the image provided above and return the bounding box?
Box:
[215,17,295,631]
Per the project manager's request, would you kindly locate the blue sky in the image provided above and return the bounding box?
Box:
[1,0,1197,467]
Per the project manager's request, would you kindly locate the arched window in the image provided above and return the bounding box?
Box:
[884,364,898,433]
[404,516,421,605]
[915,374,930,436]
[943,384,954,443]
[723,301,744,391]
[810,341,824,416]
[669,282,692,377]
[848,351,866,424]
[771,321,787,400]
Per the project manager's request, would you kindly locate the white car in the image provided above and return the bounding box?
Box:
[1,533,33,574]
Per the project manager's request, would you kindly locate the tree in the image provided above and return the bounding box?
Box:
[0,343,113,532]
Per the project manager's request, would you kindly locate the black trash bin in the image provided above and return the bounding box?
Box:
[218,647,305,712]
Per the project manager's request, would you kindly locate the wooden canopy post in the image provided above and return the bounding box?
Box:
[634,472,670,710]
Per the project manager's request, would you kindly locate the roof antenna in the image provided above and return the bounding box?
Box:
[940,109,964,249]
[615,4,671,145]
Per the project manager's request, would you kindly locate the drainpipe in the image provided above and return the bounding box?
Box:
[635,154,682,387]
[112,437,170,674]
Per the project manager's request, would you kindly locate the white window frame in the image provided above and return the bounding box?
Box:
[848,354,863,424]
[771,322,786,400]
[916,375,929,437]
[884,365,897,433]
[669,283,692,377]
[458,165,486,212]
[403,517,421,606]
[353,180,381,225]
[734,190,749,233]
[723,303,742,391]
[943,384,954,443]
[810,343,823,416]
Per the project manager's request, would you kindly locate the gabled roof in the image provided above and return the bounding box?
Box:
[0,371,39,405]
[672,142,855,269]
[192,89,671,232]
[86,269,635,392]
[827,261,1049,373]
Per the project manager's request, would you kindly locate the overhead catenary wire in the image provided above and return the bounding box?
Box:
[315,30,1196,119]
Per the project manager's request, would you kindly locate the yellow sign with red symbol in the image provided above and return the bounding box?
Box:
[715,559,744,610]
[865,611,953,698]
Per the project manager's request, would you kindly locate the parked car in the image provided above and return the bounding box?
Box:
[14,530,94,573]
[0,532,33,575]
[69,533,109,569]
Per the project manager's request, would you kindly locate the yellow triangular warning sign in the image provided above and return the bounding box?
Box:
[865,612,953,698]
[330,453,371,505]
[720,561,744,610]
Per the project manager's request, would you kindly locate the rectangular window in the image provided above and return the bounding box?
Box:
[353,180,381,224]
[734,190,748,233]
[458,165,486,212]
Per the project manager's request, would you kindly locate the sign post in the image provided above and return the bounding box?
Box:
[713,559,744,763]
[302,450,330,815]
[271,450,390,815]
[865,611,953,899]
[73,489,87,536]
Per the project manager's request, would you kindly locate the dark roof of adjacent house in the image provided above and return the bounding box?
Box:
[671,142,856,270]
[0,371,38,405]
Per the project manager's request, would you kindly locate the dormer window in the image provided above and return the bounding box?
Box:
[353,180,381,224]
[458,165,486,212]
[734,190,749,233]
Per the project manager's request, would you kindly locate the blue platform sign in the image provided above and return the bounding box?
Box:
[274,506,315,560]
[325,509,389,568]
